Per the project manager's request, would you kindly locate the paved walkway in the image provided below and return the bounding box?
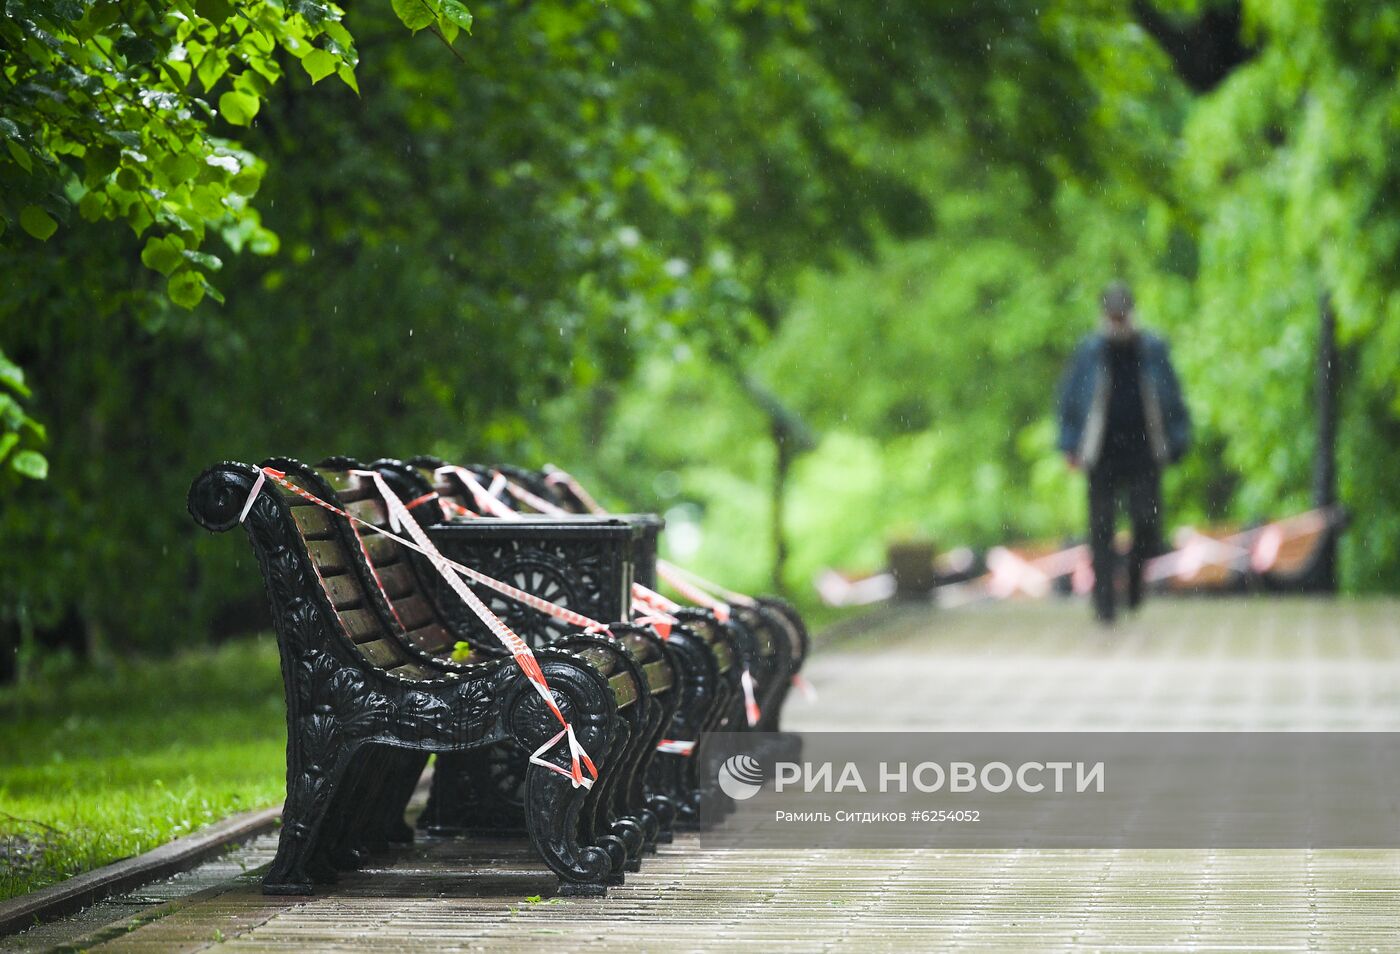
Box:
[12,598,1400,952]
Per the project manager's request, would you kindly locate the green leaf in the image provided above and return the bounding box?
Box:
[19,205,57,241]
[440,0,472,33]
[290,0,331,25]
[218,90,260,126]
[195,0,234,24]
[78,190,108,222]
[244,28,276,56]
[12,450,48,481]
[246,53,282,85]
[115,35,159,65]
[0,354,28,397]
[83,146,120,183]
[141,234,186,276]
[128,202,154,237]
[162,56,192,88]
[230,167,263,196]
[391,0,435,32]
[87,1,120,30]
[182,248,223,271]
[196,50,230,91]
[168,269,206,309]
[450,641,474,663]
[248,226,279,255]
[162,152,203,186]
[301,48,337,84]
[336,64,359,94]
[234,70,269,98]
[6,140,33,173]
[190,183,225,218]
[323,20,354,48]
[0,432,18,465]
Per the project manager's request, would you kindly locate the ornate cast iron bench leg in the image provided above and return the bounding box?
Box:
[508,650,620,896]
[644,622,720,834]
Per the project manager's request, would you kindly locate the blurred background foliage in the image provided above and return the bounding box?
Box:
[3,0,1400,675]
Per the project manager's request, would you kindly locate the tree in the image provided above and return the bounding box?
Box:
[1175,0,1400,588]
[1,0,367,307]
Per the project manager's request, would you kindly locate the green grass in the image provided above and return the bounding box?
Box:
[0,637,287,901]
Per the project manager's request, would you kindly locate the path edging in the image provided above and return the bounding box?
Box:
[0,803,281,937]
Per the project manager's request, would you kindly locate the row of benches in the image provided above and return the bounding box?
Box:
[188,457,807,896]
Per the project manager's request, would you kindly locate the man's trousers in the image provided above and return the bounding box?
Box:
[1087,466,1163,621]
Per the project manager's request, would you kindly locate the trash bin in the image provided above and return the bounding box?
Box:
[887,539,937,600]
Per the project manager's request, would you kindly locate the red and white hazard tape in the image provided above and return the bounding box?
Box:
[438,465,519,520]
[792,673,818,703]
[500,475,566,518]
[497,473,679,626]
[523,471,758,613]
[655,739,696,756]
[442,467,679,639]
[740,667,760,727]
[881,506,1348,605]
[243,466,599,789]
[656,559,756,609]
[409,467,681,750]
[543,466,608,515]
[526,468,776,727]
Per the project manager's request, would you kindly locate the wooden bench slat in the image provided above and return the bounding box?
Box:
[394,594,436,632]
[576,646,615,676]
[609,672,638,709]
[376,562,416,600]
[353,636,410,669]
[290,504,335,538]
[385,661,436,680]
[340,607,387,644]
[320,571,366,610]
[345,498,389,526]
[321,471,372,499]
[642,659,673,694]
[304,539,351,575]
[361,533,398,565]
[403,623,455,655]
[713,641,734,673]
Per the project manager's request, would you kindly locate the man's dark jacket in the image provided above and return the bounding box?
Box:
[1057,331,1192,469]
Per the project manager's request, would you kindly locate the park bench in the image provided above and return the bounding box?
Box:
[1256,509,1346,592]
[490,463,811,734]
[355,458,689,864]
[1156,508,1348,595]
[189,458,657,896]
[331,455,703,878]
[385,457,740,833]
[418,459,811,820]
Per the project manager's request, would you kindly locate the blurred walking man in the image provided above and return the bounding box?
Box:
[1057,283,1191,624]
